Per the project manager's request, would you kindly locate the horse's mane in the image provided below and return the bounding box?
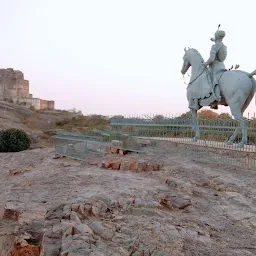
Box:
[188,48,204,62]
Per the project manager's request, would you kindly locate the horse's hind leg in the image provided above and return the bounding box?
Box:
[229,103,247,148]
[227,127,240,145]
[227,82,254,146]
[190,109,200,142]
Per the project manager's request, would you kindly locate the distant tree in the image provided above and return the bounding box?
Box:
[109,115,125,123]
[179,111,191,119]
[198,109,218,119]
[110,115,124,119]
[218,113,232,119]
[152,115,165,121]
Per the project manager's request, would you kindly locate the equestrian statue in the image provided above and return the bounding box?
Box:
[181,25,256,148]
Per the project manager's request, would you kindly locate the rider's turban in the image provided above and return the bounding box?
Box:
[214,30,226,40]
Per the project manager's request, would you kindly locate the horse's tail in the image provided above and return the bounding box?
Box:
[248,70,256,77]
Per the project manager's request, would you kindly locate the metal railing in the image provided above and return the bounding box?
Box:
[110,114,256,169]
[53,114,256,169]
[54,131,110,160]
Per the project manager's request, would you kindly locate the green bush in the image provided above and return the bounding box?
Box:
[0,128,31,152]
[0,130,4,152]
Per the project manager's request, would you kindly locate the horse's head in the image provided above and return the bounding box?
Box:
[181,47,192,75]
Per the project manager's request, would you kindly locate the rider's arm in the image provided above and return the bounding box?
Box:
[204,44,218,66]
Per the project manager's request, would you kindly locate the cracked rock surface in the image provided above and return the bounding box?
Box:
[0,148,256,255]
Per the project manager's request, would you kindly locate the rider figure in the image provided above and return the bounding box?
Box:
[204,28,227,109]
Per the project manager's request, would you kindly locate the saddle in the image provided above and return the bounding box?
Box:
[187,70,221,110]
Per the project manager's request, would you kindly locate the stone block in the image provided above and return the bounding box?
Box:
[119,149,129,155]
[120,160,130,171]
[111,140,123,147]
[0,208,20,221]
[128,159,138,171]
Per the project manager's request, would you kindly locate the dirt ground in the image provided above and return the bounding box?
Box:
[1,148,256,255]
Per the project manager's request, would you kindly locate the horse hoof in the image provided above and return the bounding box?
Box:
[192,137,198,142]
[236,142,244,149]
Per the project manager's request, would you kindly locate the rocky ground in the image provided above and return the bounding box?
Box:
[0,101,79,148]
[0,148,256,255]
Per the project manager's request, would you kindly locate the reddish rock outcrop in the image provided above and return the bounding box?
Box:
[7,244,40,256]
[101,158,162,172]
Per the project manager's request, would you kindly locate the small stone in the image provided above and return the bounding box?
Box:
[76,203,85,216]
[9,169,22,175]
[128,159,138,171]
[71,204,80,212]
[119,149,128,155]
[73,223,94,235]
[132,208,164,217]
[113,215,124,221]
[14,180,32,188]
[102,158,122,170]
[0,208,20,221]
[83,203,92,217]
[88,221,105,236]
[137,161,147,172]
[111,147,119,154]
[62,204,71,219]
[88,161,98,166]
[70,211,81,222]
[165,179,178,189]
[111,159,122,170]
[101,160,111,168]
[63,227,74,237]
[149,162,162,171]
[159,198,173,210]
[120,160,130,171]
[91,200,107,217]
[61,219,77,230]
[171,197,192,209]
[16,238,29,248]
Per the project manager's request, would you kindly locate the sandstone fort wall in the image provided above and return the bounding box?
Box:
[0,68,54,110]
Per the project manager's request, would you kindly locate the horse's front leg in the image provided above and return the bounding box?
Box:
[190,109,200,142]
[227,127,240,145]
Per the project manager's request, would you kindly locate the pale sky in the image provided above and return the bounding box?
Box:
[1,0,256,116]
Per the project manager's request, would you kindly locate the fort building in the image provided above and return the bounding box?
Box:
[0,68,54,110]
